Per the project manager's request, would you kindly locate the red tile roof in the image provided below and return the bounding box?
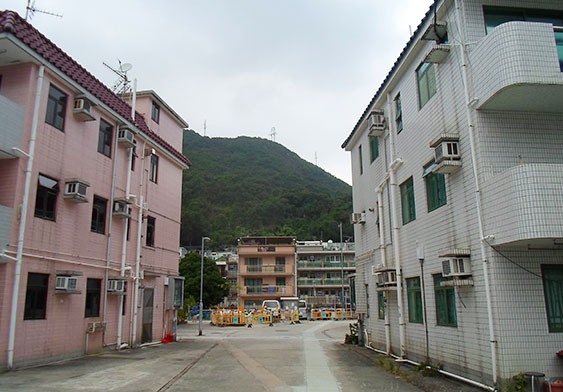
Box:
[0,10,191,167]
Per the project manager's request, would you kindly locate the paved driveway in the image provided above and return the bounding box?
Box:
[0,320,458,391]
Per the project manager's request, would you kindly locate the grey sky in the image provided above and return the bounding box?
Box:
[4,0,434,184]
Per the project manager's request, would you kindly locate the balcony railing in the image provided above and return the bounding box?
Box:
[298,279,348,287]
[244,286,287,295]
[470,22,563,112]
[0,94,24,159]
[298,261,355,269]
[244,265,288,273]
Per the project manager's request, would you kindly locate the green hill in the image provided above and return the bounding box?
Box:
[181,130,353,248]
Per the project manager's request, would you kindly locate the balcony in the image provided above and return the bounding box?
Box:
[241,265,289,274]
[298,278,348,287]
[298,260,355,269]
[470,22,563,112]
[481,164,563,247]
[244,286,287,295]
[0,94,24,159]
[0,205,13,260]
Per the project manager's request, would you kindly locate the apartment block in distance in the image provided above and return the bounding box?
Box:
[0,11,190,369]
[296,241,355,308]
[342,0,563,388]
[237,236,296,309]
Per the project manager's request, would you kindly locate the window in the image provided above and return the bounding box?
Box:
[151,101,160,123]
[150,154,159,183]
[417,62,437,109]
[245,257,262,266]
[556,30,563,71]
[276,277,286,286]
[434,274,457,327]
[400,177,416,224]
[146,216,155,247]
[358,145,363,175]
[378,291,385,320]
[365,284,370,318]
[131,146,137,171]
[91,196,107,234]
[24,273,49,320]
[34,174,58,221]
[395,94,403,133]
[98,119,113,158]
[275,257,285,272]
[122,282,128,316]
[542,265,563,332]
[369,136,379,163]
[45,84,67,131]
[425,165,447,212]
[85,278,101,317]
[407,277,423,323]
[483,6,563,35]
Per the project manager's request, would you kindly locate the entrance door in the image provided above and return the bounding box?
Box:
[141,288,154,343]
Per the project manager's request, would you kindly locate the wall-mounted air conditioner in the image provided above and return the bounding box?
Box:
[434,141,460,163]
[107,279,125,293]
[350,212,366,224]
[429,134,462,174]
[117,126,136,148]
[375,270,397,287]
[73,96,96,121]
[55,276,78,290]
[112,197,132,218]
[441,257,471,278]
[367,110,385,137]
[63,178,90,203]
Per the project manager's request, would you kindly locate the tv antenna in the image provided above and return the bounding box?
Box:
[25,0,62,21]
[270,127,277,142]
[103,60,133,95]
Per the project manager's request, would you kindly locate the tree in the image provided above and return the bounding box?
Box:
[179,252,229,308]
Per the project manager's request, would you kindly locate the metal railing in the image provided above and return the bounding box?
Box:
[245,285,287,294]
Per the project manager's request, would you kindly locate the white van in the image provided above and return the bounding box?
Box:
[262,300,280,313]
[298,299,307,320]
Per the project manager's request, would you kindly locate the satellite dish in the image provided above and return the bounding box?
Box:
[120,63,132,72]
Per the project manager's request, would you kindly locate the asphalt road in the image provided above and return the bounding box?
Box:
[0,320,479,391]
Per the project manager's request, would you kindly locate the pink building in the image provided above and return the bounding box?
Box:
[0,11,191,369]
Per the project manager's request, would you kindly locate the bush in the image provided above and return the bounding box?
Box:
[500,372,527,392]
[415,360,443,377]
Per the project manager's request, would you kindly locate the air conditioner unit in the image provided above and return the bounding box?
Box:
[118,126,136,148]
[441,257,471,278]
[55,276,78,290]
[107,279,125,293]
[367,110,385,137]
[112,198,131,218]
[434,141,460,163]
[72,96,96,121]
[375,270,397,286]
[63,178,90,203]
[350,212,366,224]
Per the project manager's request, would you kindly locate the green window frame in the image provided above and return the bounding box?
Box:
[434,274,457,327]
[541,265,563,332]
[417,62,436,109]
[407,277,423,323]
[483,6,563,34]
[400,177,416,225]
[425,167,447,212]
[395,94,403,133]
[358,145,363,175]
[556,30,563,71]
[369,136,379,163]
[378,291,385,320]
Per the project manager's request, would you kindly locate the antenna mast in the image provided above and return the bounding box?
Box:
[204,120,207,137]
[270,127,277,142]
[25,0,62,21]
[103,60,133,95]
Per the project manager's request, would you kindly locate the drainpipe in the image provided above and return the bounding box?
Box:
[7,65,44,369]
[417,244,429,361]
[454,0,498,385]
[376,185,391,355]
[117,79,136,350]
[386,92,406,358]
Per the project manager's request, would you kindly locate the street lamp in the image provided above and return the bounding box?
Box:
[199,236,210,336]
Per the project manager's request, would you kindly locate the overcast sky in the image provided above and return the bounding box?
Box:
[4,0,434,184]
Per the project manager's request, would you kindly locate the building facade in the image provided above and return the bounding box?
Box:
[342,0,563,388]
[0,11,190,369]
[237,236,296,309]
[296,241,355,308]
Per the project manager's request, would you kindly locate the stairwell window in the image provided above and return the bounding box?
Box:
[85,278,101,318]
[400,177,416,224]
[358,145,363,175]
[417,62,437,109]
[395,94,403,133]
[377,291,385,320]
[98,119,113,158]
[151,101,160,124]
[556,29,563,71]
[91,196,107,234]
[24,273,49,320]
[369,136,379,163]
[434,274,457,327]
[34,174,59,221]
[541,264,563,332]
[45,84,67,131]
[149,154,159,183]
[146,216,155,247]
[407,277,423,323]
[424,163,447,212]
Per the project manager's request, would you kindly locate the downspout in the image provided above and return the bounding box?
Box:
[117,79,136,350]
[454,0,498,385]
[376,185,391,355]
[7,65,44,369]
[386,92,406,358]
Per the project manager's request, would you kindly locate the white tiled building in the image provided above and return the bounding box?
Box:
[342,0,563,388]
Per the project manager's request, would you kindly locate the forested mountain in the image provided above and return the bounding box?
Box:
[180,130,353,249]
